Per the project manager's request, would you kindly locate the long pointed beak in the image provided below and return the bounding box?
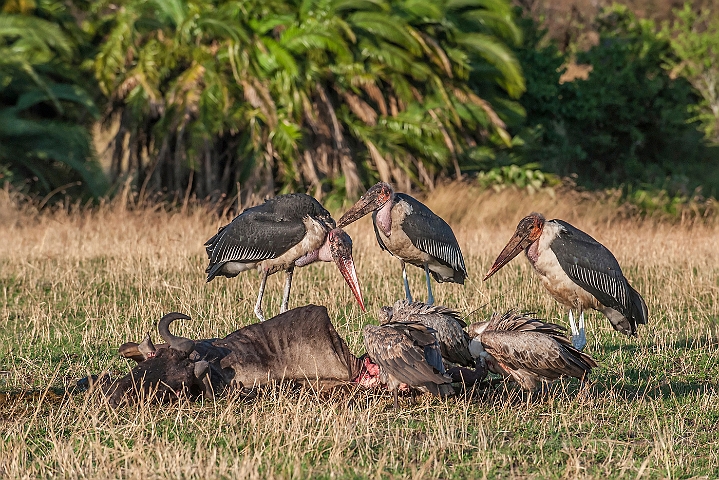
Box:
[483,232,532,281]
[335,254,365,311]
[337,194,378,228]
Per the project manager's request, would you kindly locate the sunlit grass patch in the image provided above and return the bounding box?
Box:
[0,185,718,478]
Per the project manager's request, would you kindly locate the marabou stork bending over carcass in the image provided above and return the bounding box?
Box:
[205,193,365,321]
[468,310,597,391]
[378,300,475,368]
[338,182,466,305]
[363,320,454,408]
[483,213,648,350]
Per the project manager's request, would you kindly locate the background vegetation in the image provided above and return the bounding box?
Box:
[1,0,718,207]
[2,2,718,477]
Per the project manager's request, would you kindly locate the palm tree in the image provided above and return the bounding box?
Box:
[93,0,525,202]
[0,12,107,200]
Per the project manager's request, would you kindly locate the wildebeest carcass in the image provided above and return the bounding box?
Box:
[103,305,368,407]
[105,312,230,406]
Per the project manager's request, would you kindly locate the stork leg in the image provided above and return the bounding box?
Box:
[569,310,587,351]
[423,263,434,305]
[393,388,399,409]
[280,266,294,313]
[401,260,413,303]
[254,270,269,322]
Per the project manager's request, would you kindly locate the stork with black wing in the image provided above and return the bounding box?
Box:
[338,182,467,305]
[205,193,365,321]
[483,213,648,350]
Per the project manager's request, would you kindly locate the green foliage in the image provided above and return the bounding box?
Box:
[661,4,719,144]
[92,0,525,200]
[512,5,719,198]
[476,162,559,193]
[620,185,712,217]
[0,9,108,200]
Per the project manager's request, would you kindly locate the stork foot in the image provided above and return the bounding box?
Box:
[569,310,587,351]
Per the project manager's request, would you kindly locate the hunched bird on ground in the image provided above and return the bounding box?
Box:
[378,300,475,368]
[467,310,598,391]
[363,319,455,408]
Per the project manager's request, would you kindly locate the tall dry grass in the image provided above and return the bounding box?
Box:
[0,183,718,478]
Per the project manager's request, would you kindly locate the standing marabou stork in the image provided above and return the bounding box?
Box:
[363,320,454,408]
[338,182,466,305]
[467,310,597,391]
[483,213,648,350]
[205,193,365,321]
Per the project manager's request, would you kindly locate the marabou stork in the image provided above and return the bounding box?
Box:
[338,182,466,305]
[467,310,597,391]
[483,213,648,350]
[205,193,365,321]
[363,320,454,408]
[378,300,475,368]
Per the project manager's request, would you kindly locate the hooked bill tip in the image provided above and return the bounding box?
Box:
[336,256,365,310]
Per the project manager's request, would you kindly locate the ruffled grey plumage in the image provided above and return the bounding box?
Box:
[382,300,474,368]
[468,310,598,391]
[363,320,454,408]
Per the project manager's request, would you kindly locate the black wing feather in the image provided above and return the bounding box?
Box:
[363,322,451,390]
[394,194,467,283]
[371,210,389,253]
[205,195,329,281]
[550,220,647,334]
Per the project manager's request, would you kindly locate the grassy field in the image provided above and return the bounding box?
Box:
[0,184,717,479]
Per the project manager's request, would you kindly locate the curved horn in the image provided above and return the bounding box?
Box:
[157,312,195,355]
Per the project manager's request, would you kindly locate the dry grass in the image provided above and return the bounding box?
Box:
[0,183,718,479]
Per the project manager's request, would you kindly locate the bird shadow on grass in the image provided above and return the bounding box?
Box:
[452,369,716,407]
[580,369,716,402]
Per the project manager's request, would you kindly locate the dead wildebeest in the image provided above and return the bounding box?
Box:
[103,305,372,407]
[104,312,231,407]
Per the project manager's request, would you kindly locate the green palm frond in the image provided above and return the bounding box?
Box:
[0,109,108,197]
[89,0,525,199]
[349,12,421,55]
[148,0,187,27]
[0,14,73,59]
[461,10,522,46]
[456,32,524,97]
[330,0,388,14]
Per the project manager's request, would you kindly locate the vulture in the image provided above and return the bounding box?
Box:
[378,300,475,368]
[363,320,454,408]
[467,310,598,392]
